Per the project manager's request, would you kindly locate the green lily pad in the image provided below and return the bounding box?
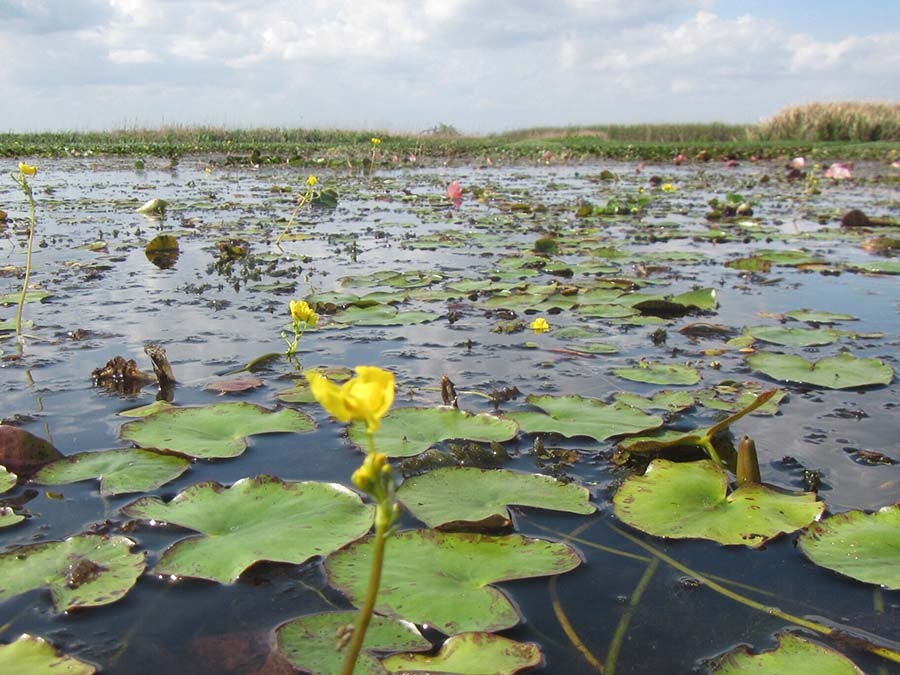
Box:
[507,395,663,441]
[613,459,824,548]
[120,402,314,459]
[382,632,542,675]
[611,390,696,413]
[349,407,519,458]
[798,505,900,589]
[784,309,857,324]
[0,634,97,675]
[122,476,373,584]
[613,362,701,385]
[276,611,430,675]
[755,249,826,266]
[0,291,50,306]
[32,448,191,496]
[329,304,439,326]
[0,465,16,494]
[398,467,595,527]
[695,383,786,415]
[326,530,581,634]
[746,352,893,389]
[712,632,864,675]
[747,326,841,347]
[0,534,146,611]
[0,506,24,528]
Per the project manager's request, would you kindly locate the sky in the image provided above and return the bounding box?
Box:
[1,0,898,133]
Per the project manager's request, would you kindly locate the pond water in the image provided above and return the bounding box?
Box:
[1,156,899,674]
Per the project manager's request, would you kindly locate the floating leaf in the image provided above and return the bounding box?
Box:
[611,390,696,413]
[0,465,16,494]
[349,408,519,458]
[613,362,701,385]
[326,530,581,634]
[613,459,823,548]
[205,376,264,394]
[0,634,97,675]
[398,467,595,528]
[712,632,864,675]
[382,632,542,675]
[507,395,662,441]
[145,234,179,268]
[0,425,64,477]
[0,291,50,306]
[122,476,373,584]
[746,352,893,389]
[32,448,191,496]
[798,505,900,589]
[747,326,841,347]
[120,402,314,459]
[276,611,429,675]
[136,197,167,216]
[784,309,857,324]
[0,534,145,611]
[330,304,439,326]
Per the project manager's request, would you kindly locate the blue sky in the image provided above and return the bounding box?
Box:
[1,0,897,133]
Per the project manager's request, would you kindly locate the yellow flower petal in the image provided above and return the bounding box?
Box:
[529,317,550,334]
[289,299,318,325]
[306,372,353,423]
[306,175,318,186]
[18,162,37,176]
[306,366,395,433]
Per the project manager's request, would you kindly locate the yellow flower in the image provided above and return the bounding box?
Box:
[289,299,319,326]
[371,137,381,145]
[352,451,389,493]
[18,162,37,176]
[306,365,395,433]
[529,317,550,334]
[306,175,318,187]
[661,183,676,192]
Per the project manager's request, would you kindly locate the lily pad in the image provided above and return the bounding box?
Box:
[120,402,314,459]
[32,448,191,496]
[397,467,595,527]
[747,326,841,347]
[784,309,857,324]
[382,632,542,675]
[0,534,146,611]
[0,465,16,494]
[712,632,864,675]
[326,529,581,634]
[122,476,373,584]
[746,352,893,389]
[797,505,900,589]
[613,459,824,548]
[613,362,701,385]
[276,611,430,675]
[329,304,439,326]
[611,390,696,413]
[0,290,50,306]
[507,395,663,441]
[0,634,97,675]
[349,407,519,458]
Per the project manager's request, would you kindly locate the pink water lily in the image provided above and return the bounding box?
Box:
[446,180,463,206]
[824,161,853,180]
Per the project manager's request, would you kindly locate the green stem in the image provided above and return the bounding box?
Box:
[605,558,658,675]
[340,501,390,675]
[14,176,36,351]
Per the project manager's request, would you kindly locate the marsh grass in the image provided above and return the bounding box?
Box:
[756,101,900,142]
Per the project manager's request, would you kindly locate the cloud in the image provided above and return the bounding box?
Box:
[0,2,898,131]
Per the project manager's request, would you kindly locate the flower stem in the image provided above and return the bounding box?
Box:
[14,176,36,352]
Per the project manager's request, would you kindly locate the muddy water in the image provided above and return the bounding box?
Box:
[1,157,898,673]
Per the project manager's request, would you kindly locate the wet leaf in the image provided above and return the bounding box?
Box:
[0,465,16,494]
[122,476,373,584]
[32,447,191,496]
[0,290,50,306]
[611,390,696,413]
[382,632,543,675]
[398,467,595,527]
[0,634,97,675]
[798,505,900,589]
[145,234,179,268]
[205,376,265,394]
[747,326,841,347]
[784,309,857,324]
[326,530,581,634]
[613,459,824,547]
[507,395,663,440]
[120,402,314,459]
[746,352,893,389]
[276,611,429,675]
[0,426,64,477]
[349,407,519,458]
[613,362,701,385]
[136,197,167,216]
[0,534,145,611]
[712,632,864,675]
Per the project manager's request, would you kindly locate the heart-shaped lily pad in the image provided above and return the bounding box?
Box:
[120,402,314,459]
[506,395,663,441]
[326,529,581,634]
[349,407,519,457]
[122,476,373,584]
[797,504,900,589]
[0,534,146,611]
[613,362,701,385]
[712,632,864,675]
[613,459,824,548]
[746,351,893,389]
[0,634,97,675]
[747,326,842,347]
[276,611,430,675]
[32,448,191,496]
[398,467,596,527]
[381,632,542,675]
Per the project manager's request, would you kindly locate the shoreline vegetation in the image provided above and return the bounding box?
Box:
[2,101,898,162]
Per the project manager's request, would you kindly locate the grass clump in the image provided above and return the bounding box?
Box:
[756,101,900,142]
